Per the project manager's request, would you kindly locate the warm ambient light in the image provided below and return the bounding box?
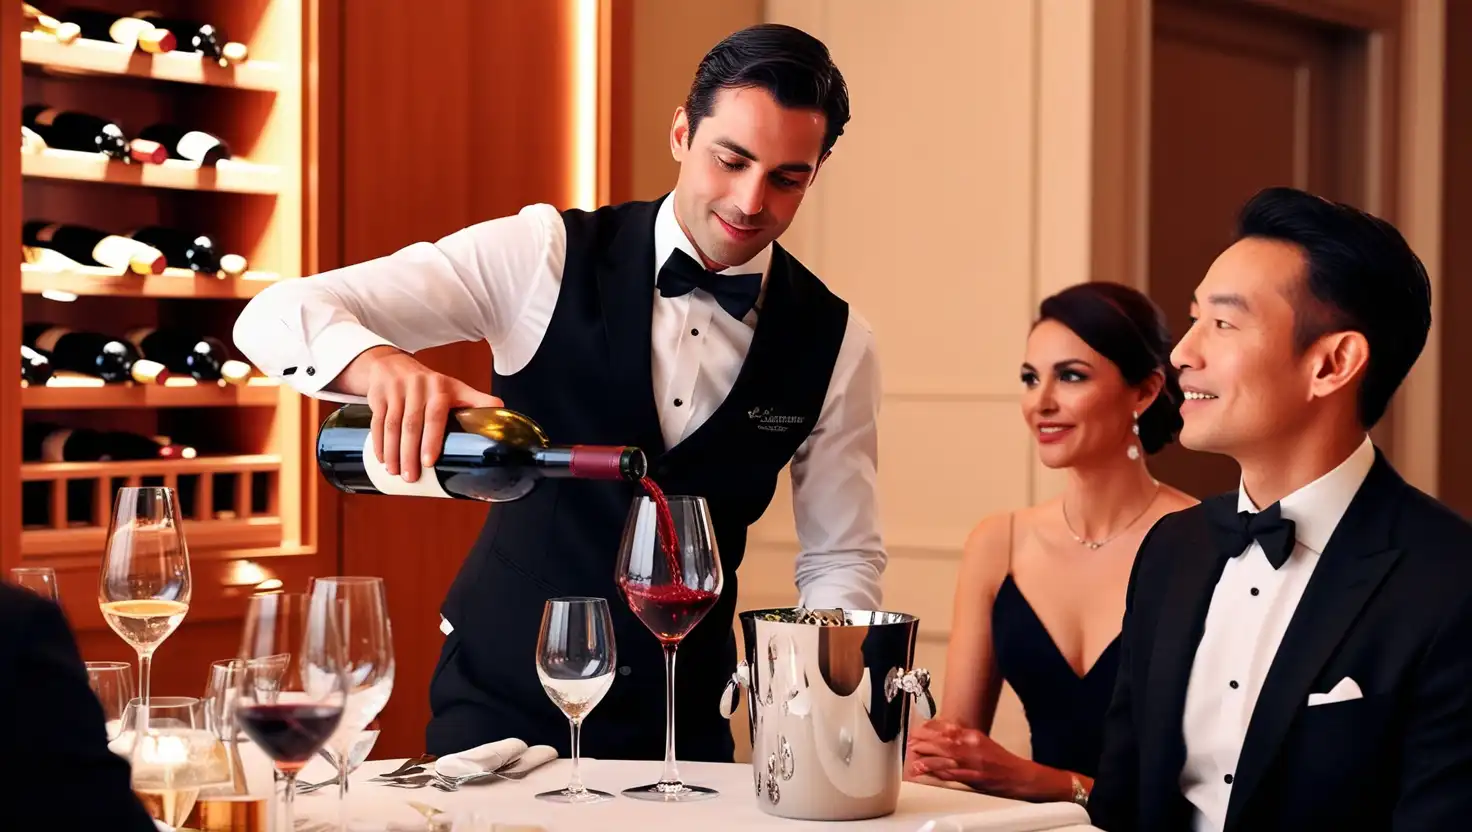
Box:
[574,0,599,211]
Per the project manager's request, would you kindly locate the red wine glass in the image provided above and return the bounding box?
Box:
[616,493,723,802]
[233,592,347,831]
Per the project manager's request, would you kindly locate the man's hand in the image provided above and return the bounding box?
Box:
[338,346,502,483]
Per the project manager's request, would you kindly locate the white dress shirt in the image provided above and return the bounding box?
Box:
[233,194,886,611]
[1178,435,1376,831]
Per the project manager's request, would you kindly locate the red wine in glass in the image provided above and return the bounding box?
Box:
[616,493,722,802]
[235,703,343,770]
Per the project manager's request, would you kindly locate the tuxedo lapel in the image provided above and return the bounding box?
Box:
[1223,454,1406,831]
[596,199,667,459]
[1142,499,1234,802]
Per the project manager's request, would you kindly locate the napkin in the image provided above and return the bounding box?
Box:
[915,802,1091,832]
[433,738,529,778]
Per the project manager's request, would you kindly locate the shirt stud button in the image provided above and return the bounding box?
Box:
[305,366,316,376]
[1250,587,1260,596]
[1229,680,1239,689]
[674,398,683,407]
[1224,774,1234,785]
[691,328,700,336]
[619,666,632,676]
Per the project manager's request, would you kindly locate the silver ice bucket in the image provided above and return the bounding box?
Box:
[719,608,935,821]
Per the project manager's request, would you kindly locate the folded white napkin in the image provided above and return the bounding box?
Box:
[915,802,1091,832]
[433,738,528,778]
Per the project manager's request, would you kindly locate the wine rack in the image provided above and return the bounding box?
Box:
[1,0,332,668]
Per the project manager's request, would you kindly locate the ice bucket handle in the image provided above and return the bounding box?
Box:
[884,667,936,720]
[719,661,750,719]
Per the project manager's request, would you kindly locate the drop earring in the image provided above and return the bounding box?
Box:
[1127,411,1141,461]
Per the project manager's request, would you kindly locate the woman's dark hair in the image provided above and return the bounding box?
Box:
[1036,282,1184,455]
[684,24,850,156]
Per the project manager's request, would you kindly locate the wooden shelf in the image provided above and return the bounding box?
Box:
[20,453,282,480]
[22,377,281,410]
[23,516,283,557]
[20,32,283,92]
[21,263,281,299]
[22,148,281,194]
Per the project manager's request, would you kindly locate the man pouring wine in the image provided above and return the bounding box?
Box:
[232,24,885,766]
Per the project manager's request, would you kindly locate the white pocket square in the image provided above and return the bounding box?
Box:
[1307,676,1363,706]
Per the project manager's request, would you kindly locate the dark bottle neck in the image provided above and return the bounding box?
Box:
[533,445,648,481]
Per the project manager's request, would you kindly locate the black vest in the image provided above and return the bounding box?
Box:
[428,196,850,762]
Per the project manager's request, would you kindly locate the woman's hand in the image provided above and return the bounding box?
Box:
[905,718,1076,802]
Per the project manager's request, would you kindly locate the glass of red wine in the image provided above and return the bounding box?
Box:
[616,492,723,802]
[233,592,348,831]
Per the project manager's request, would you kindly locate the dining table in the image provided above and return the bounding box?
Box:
[289,754,1105,832]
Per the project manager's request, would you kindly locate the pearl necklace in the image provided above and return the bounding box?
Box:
[1062,482,1161,550]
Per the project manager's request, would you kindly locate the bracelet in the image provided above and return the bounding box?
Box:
[1070,774,1089,807]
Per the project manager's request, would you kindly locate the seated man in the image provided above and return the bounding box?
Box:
[0,581,158,830]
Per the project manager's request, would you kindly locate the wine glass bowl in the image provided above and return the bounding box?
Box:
[615,494,724,802]
[535,597,617,804]
[85,660,135,742]
[98,486,192,707]
[10,566,60,602]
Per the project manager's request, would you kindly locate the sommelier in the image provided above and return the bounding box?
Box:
[233,24,884,764]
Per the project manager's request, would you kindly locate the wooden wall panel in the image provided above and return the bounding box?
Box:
[1440,0,1472,515]
[329,0,578,760]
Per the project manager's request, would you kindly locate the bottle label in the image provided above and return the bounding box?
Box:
[109,17,150,44]
[177,131,220,162]
[359,434,451,498]
[32,326,70,353]
[93,236,156,273]
[41,428,73,463]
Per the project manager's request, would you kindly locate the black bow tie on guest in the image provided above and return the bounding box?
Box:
[656,248,763,321]
[1207,499,1298,570]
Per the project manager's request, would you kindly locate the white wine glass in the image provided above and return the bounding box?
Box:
[98,486,191,709]
[128,697,229,828]
[307,575,394,817]
[86,660,135,742]
[10,566,59,602]
[535,597,616,804]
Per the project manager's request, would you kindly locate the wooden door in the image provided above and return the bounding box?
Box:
[1145,0,1377,499]
[1439,0,1472,517]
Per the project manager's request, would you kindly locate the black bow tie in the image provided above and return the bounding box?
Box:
[1208,499,1298,570]
[656,248,762,321]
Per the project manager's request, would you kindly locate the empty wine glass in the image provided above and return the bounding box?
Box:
[616,494,723,802]
[535,597,616,804]
[86,660,134,742]
[203,658,245,741]
[308,576,394,816]
[234,592,348,832]
[10,566,59,602]
[99,487,191,708]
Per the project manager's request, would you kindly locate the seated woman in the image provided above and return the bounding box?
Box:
[905,281,1196,805]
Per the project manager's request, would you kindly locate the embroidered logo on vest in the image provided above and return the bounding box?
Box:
[748,407,806,433]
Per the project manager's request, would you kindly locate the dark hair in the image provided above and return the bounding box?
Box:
[1037,282,1184,455]
[684,24,850,156]
[1235,187,1432,428]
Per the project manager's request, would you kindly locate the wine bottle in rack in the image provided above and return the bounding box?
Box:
[21,345,54,387]
[317,404,649,501]
[24,422,197,462]
[125,328,253,385]
[22,324,168,385]
[24,221,167,275]
[20,105,165,164]
[62,8,175,53]
[132,12,249,65]
[21,124,47,154]
[22,3,81,44]
[137,124,231,166]
[127,227,248,277]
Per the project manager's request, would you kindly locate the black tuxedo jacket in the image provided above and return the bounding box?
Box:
[1089,451,1472,831]
[0,583,157,831]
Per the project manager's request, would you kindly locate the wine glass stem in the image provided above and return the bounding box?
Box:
[660,643,680,786]
[137,650,152,706]
[567,717,585,794]
[281,770,298,831]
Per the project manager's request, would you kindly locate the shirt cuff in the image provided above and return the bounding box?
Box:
[286,321,395,401]
[800,582,882,612]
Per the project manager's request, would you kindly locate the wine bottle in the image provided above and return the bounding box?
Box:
[137,124,231,166]
[125,327,253,385]
[22,104,125,160]
[21,124,47,154]
[317,404,649,501]
[24,221,166,275]
[63,8,174,52]
[21,345,53,386]
[23,324,168,384]
[131,12,248,65]
[22,3,81,44]
[127,227,247,276]
[23,422,195,462]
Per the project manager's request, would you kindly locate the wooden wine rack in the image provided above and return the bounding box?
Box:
[1,1,335,680]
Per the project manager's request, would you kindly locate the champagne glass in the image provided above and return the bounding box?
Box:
[98,486,191,708]
[86,660,135,742]
[616,494,723,801]
[308,576,394,817]
[10,566,59,602]
[234,592,348,832]
[535,597,617,804]
[128,698,229,828]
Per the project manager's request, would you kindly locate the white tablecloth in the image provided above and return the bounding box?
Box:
[291,757,1103,832]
